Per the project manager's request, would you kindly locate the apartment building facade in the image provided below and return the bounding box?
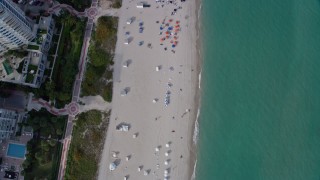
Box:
[0,0,35,54]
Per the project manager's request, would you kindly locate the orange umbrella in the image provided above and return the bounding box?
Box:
[166,31,170,34]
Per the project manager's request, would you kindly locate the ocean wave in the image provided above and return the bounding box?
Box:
[193,108,200,145]
[198,69,202,89]
[192,1,202,180]
[191,159,197,180]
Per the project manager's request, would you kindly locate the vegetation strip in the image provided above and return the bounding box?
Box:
[65,110,110,180]
[81,16,118,102]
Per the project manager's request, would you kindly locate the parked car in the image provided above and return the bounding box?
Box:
[29,0,35,5]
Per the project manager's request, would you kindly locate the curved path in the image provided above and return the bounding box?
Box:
[47,3,98,19]
[33,1,115,179]
[54,0,99,179]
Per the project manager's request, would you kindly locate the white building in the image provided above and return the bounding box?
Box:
[0,0,35,54]
[0,108,25,141]
[0,15,55,88]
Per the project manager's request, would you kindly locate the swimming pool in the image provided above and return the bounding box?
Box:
[6,143,26,159]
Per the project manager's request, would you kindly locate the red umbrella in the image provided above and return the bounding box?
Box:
[176,21,180,24]
[166,31,170,34]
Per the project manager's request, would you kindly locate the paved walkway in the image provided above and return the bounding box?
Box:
[28,1,116,179]
[55,0,99,179]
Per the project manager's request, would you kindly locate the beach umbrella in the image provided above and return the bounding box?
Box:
[174,36,178,40]
[176,20,180,24]
[126,155,130,161]
[155,147,160,151]
[112,151,117,158]
[165,31,170,34]
[144,170,149,176]
[169,19,173,22]
[133,133,137,138]
[172,44,175,48]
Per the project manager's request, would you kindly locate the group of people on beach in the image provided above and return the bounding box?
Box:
[107,0,190,179]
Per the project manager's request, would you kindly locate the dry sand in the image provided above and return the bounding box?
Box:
[98,0,200,179]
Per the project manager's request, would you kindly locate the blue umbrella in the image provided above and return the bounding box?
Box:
[172,44,176,48]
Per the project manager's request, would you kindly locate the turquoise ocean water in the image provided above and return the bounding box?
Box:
[197,0,320,179]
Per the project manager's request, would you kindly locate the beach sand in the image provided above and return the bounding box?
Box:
[97,0,200,179]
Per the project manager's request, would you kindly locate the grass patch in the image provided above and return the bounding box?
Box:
[65,110,110,180]
[22,110,67,179]
[81,16,118,102]
[27,44,40,50]
[111,0,122,8]
[25,73,35,83]
[3,50,28,58]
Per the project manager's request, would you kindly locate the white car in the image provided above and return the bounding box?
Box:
[29,0,35,5]
[126,17,134,24]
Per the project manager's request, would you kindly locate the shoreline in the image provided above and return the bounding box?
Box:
[190,0,203,179]
[98,0,201,179]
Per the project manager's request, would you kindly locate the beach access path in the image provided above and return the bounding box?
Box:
[97,0,199,179]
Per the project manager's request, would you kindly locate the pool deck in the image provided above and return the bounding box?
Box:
[0,134,32,180]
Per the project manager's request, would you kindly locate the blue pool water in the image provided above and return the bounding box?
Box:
[7,143,26,159]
